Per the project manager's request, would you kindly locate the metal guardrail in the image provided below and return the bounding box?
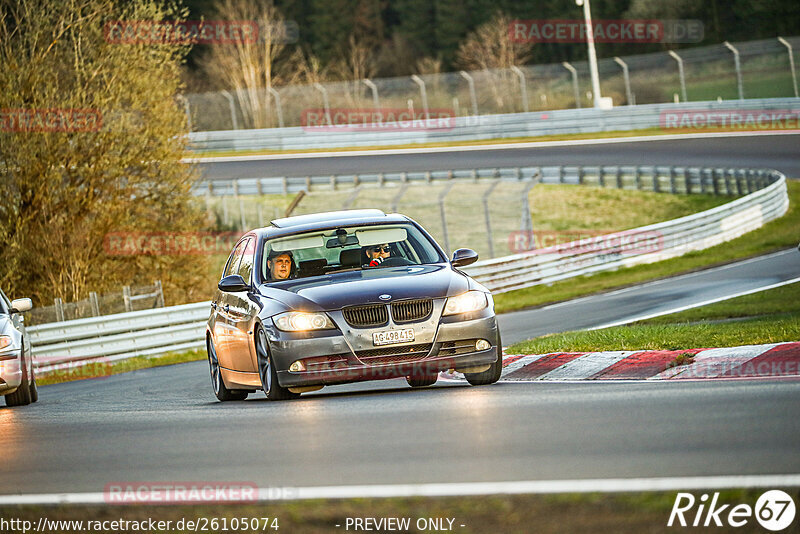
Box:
[465,169,788,293]
[29,166,789,371]
[187,97,800,153]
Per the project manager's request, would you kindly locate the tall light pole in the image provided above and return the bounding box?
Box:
[576,0,603,108]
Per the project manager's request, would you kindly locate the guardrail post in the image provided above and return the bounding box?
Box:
[615,166,623,189]
[667,51,688,102]
[520,178,537,251]
[221,90,239,130]
[314,83,333,125]
[699,169,707,194]
[634,166,642,190]
[511,66,529,112]
[669,167,677,194]
[54,298,64,322]
[598,166,606,187]
[778,37,799,98]
[411,75,430,120]
[330,175,336,190]
[482,180,501,258]
[425,171,432,185]
[281,177,288,196]
[712,169,720,196]
[438,182,455,255]
[652,168,660,193]
[391,184,408,213]
[89,292,100,316]
[725,169,734,196]
[123,286,132,313]
[562,62,581,108]
[685,169,693,194]
[267,88,285,128]
[613,57,633,105]
[363,79,380,110]
[154,280,165,308]
[577,166,584,185]
[558,166,565,184]
[471,169,478,183]
[723,42,745,100]
[401,171,408,184]
[239,197,247,230]
[378,173,384,187]
[459,71,479,116]
[735,170,744,196]
[305,176,311,192]
[232,179,239,197]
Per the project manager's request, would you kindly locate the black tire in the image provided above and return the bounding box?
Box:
[406,373,438,387]
[29,367,38,403]
[256,325,299,401]
[207,338,248,402]
[464,332,503,386]
[5,351,33,407]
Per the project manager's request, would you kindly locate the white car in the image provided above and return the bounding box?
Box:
[0,289,37,406]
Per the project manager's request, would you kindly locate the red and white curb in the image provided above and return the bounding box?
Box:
[442,342,800,381]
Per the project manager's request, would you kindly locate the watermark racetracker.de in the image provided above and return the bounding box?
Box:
[660,110,800,131]
[0,108,102,132]
[103,232,243,256]
[508,229,664,255]
[509,19,703,43]
[301,108,456,132]
[104,20,298,45]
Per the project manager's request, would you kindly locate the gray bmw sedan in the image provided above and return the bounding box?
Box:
[206,209,501,401]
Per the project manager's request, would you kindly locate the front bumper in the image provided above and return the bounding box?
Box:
[270,311,499,388]
[0,350,22,394]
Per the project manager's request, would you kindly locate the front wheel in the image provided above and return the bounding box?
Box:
[256,326,299,401]
[207,338,248,402]
[5,351,33,406]
[464,333,503,386]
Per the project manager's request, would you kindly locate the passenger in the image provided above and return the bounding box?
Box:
[267,249,295,280]
[366,243,391,267]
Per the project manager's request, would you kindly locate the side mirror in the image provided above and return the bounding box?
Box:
[10,298,32,313]
[218,274,249,293]
[451,248,478,268]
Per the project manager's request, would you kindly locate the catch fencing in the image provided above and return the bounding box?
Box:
[185,37,800,133]
[27,166,789,371]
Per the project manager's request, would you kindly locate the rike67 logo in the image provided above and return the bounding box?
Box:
[668,490,796,531]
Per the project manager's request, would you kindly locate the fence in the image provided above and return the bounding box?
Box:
[184,36,800,133]
[26,281,165,326]
[187,96,800,152]
[27,165,789,371]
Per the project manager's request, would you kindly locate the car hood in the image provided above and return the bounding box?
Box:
[257,264,471,311]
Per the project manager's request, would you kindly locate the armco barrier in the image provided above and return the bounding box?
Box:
[187,98,800,153]
[29,167,789,370]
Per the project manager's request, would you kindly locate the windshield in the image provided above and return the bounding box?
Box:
[261,223,444,282]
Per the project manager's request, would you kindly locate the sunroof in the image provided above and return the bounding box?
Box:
[271,209,386,228]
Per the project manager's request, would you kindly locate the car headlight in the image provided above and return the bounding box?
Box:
[443,291,488,316]
[273,312,335,332]
[0,335,12,351]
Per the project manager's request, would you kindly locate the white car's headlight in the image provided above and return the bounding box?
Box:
[273,312,335,332]
[443,291,488,316]
[0,335,12,351]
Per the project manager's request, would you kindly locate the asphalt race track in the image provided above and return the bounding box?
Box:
[1,132,798,498]
[195,132,800,180]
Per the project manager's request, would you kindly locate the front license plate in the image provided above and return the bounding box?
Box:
[373,328,415,346]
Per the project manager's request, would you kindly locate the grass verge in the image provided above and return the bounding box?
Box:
[1,489,790,533]
[494,180,799,315]
[37,349,206,386]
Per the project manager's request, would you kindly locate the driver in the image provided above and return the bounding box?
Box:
[366,243,391,267]
[267,249,295,280]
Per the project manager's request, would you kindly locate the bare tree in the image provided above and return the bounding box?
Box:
[202,0,293,129]
[456,12,533,111]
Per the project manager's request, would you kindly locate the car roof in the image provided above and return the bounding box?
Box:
[255,210,412,239]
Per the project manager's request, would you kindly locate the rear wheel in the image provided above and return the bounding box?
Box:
[406,373,438,387]
[464,333,503,386]
[5,351,33,407]
[207,338,248,401]
[256,325,299,401]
